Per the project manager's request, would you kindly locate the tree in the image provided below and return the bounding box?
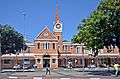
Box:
[0,24,26,54]
[72,0,120,56]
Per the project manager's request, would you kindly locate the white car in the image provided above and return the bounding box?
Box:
[87,64,96,68]
[13,64,21,69]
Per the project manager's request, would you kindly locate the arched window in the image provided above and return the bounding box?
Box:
[37,43,40,49]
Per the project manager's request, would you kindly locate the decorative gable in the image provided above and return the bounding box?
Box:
[35,26,57,40]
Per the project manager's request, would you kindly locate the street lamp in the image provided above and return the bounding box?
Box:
[22,11,26,72]
[81,43,84,74]
[0,33,2,73]
[65,45,68,69]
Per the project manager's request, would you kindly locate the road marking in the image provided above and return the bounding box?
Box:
[33,77,42,79]
[90,78,100,79]
[61,78,70,79]
[9,76,18,79]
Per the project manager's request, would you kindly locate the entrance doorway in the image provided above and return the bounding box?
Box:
[43,54,50,68]
[43,58,50,67]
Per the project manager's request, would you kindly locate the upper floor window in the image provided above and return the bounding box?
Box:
[37,43,40,49]
[28,47,30,53]
[53,43,55,49]
[58,36,59,40]
[44,42,49,50]
[77,47,80,54]
[65,45,68,51]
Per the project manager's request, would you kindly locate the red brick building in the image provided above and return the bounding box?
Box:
[1,7,120,69]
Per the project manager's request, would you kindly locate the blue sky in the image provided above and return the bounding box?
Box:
[0,0,102,42]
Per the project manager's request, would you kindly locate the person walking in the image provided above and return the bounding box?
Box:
[45,62,50,75]
[114,63,119,77]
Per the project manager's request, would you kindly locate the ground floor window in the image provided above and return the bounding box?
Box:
[58,59,62,66]
[4,59,12,64]
[52,59,56,63]
[24,58,30,65]
[64,58,66,66]
[68,58,72,62]
[37,59,41,64]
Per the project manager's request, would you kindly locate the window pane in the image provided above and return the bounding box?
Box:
[37,43,40,49]
[53,43,55,49]
[77,47,80,53]
[58,36,59,40]
[24,58,30,65]
[52,59,56,63]
[4,59,11,64]
[37,59,41,64]
[46,43,47,49]
[44,43,46,49]
[48,43,49,49]
[58,59,62,65]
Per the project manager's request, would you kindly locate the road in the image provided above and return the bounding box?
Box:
[0,68,120,79]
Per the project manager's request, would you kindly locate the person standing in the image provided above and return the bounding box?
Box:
[45,62,50,75]
[114,63,119,77]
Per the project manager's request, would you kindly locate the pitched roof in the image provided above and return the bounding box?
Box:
[35,26,57,40]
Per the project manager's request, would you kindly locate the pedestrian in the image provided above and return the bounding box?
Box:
[70,63,72,69]
[45,62,50,75]
[114,63,119,77]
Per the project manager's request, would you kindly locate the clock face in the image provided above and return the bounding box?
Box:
[56,24,61,29]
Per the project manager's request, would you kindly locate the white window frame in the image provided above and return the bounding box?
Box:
[3,59,12,65]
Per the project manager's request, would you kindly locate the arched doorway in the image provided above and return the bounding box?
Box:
[43,54,50,68]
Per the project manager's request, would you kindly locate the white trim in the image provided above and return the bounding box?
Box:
[1,53,35,57]
[34,53,88,56]
[98,53,119,56]
[9,76,18,79]
[35,38,58,41]
[71,43,80,46]
[35,41,58,43]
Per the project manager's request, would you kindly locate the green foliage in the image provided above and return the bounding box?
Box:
[72,0,120,56]
[0,24,26,54]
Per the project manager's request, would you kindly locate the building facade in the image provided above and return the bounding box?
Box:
[1,7,120,69]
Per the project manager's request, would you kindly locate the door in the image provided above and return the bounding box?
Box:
[43,58,50,68]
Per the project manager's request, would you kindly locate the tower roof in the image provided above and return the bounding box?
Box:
[55,6,60,22]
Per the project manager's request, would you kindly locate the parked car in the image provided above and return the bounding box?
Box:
[87,64,96,68]
[13,64,21,70]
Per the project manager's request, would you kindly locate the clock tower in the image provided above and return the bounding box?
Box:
[53,6,63,52]
[53,7,62,32]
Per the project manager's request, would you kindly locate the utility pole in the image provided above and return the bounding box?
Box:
[0,33,2,73]
[22,11,26,72]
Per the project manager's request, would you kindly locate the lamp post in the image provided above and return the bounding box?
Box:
[82,43,84,74]
[22,11,26,72]
[0,33,2,73]
[65,45,67,69]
